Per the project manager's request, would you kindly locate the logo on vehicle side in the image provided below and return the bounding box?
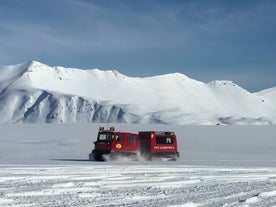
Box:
[154,146,174,150]
[116,144,122,149]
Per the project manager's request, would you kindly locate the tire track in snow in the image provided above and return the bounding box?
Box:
[0,165,276,207]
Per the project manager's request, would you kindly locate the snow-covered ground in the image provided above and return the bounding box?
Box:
[1,165,276,207]
[0,124,276,206]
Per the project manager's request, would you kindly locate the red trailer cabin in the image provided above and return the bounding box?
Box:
[139,131,179,160]
[90,127,140,161]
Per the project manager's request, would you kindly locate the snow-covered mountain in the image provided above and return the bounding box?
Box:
[0,61,275,124]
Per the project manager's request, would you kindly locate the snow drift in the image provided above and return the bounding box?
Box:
[0,60,275,124]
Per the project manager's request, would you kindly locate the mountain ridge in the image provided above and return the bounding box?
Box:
[0,60,275,124]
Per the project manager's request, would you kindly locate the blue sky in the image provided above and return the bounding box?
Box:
[0,0,275,91]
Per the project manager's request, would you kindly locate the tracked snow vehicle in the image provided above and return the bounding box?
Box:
[89,127,140,161]
[89,127,179,161]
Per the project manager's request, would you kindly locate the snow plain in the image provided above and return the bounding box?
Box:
[0,124,276,206]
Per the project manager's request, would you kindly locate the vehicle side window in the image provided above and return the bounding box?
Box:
[128,135,136,143]
[156,136,173,144]
[116,134,124,142]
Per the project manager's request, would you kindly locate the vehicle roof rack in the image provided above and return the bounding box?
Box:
[139,131,174,135]
[99,126,115,132]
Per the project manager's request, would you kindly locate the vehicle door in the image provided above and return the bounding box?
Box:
[126,134,139,152]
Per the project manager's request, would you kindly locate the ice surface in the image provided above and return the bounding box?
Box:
[0,124,275,167]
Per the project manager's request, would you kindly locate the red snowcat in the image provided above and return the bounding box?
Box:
[89,127,179,161]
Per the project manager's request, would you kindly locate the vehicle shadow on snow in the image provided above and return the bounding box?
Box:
[51,158,94,162]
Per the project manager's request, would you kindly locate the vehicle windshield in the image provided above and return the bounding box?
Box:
[98,133,114,141]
